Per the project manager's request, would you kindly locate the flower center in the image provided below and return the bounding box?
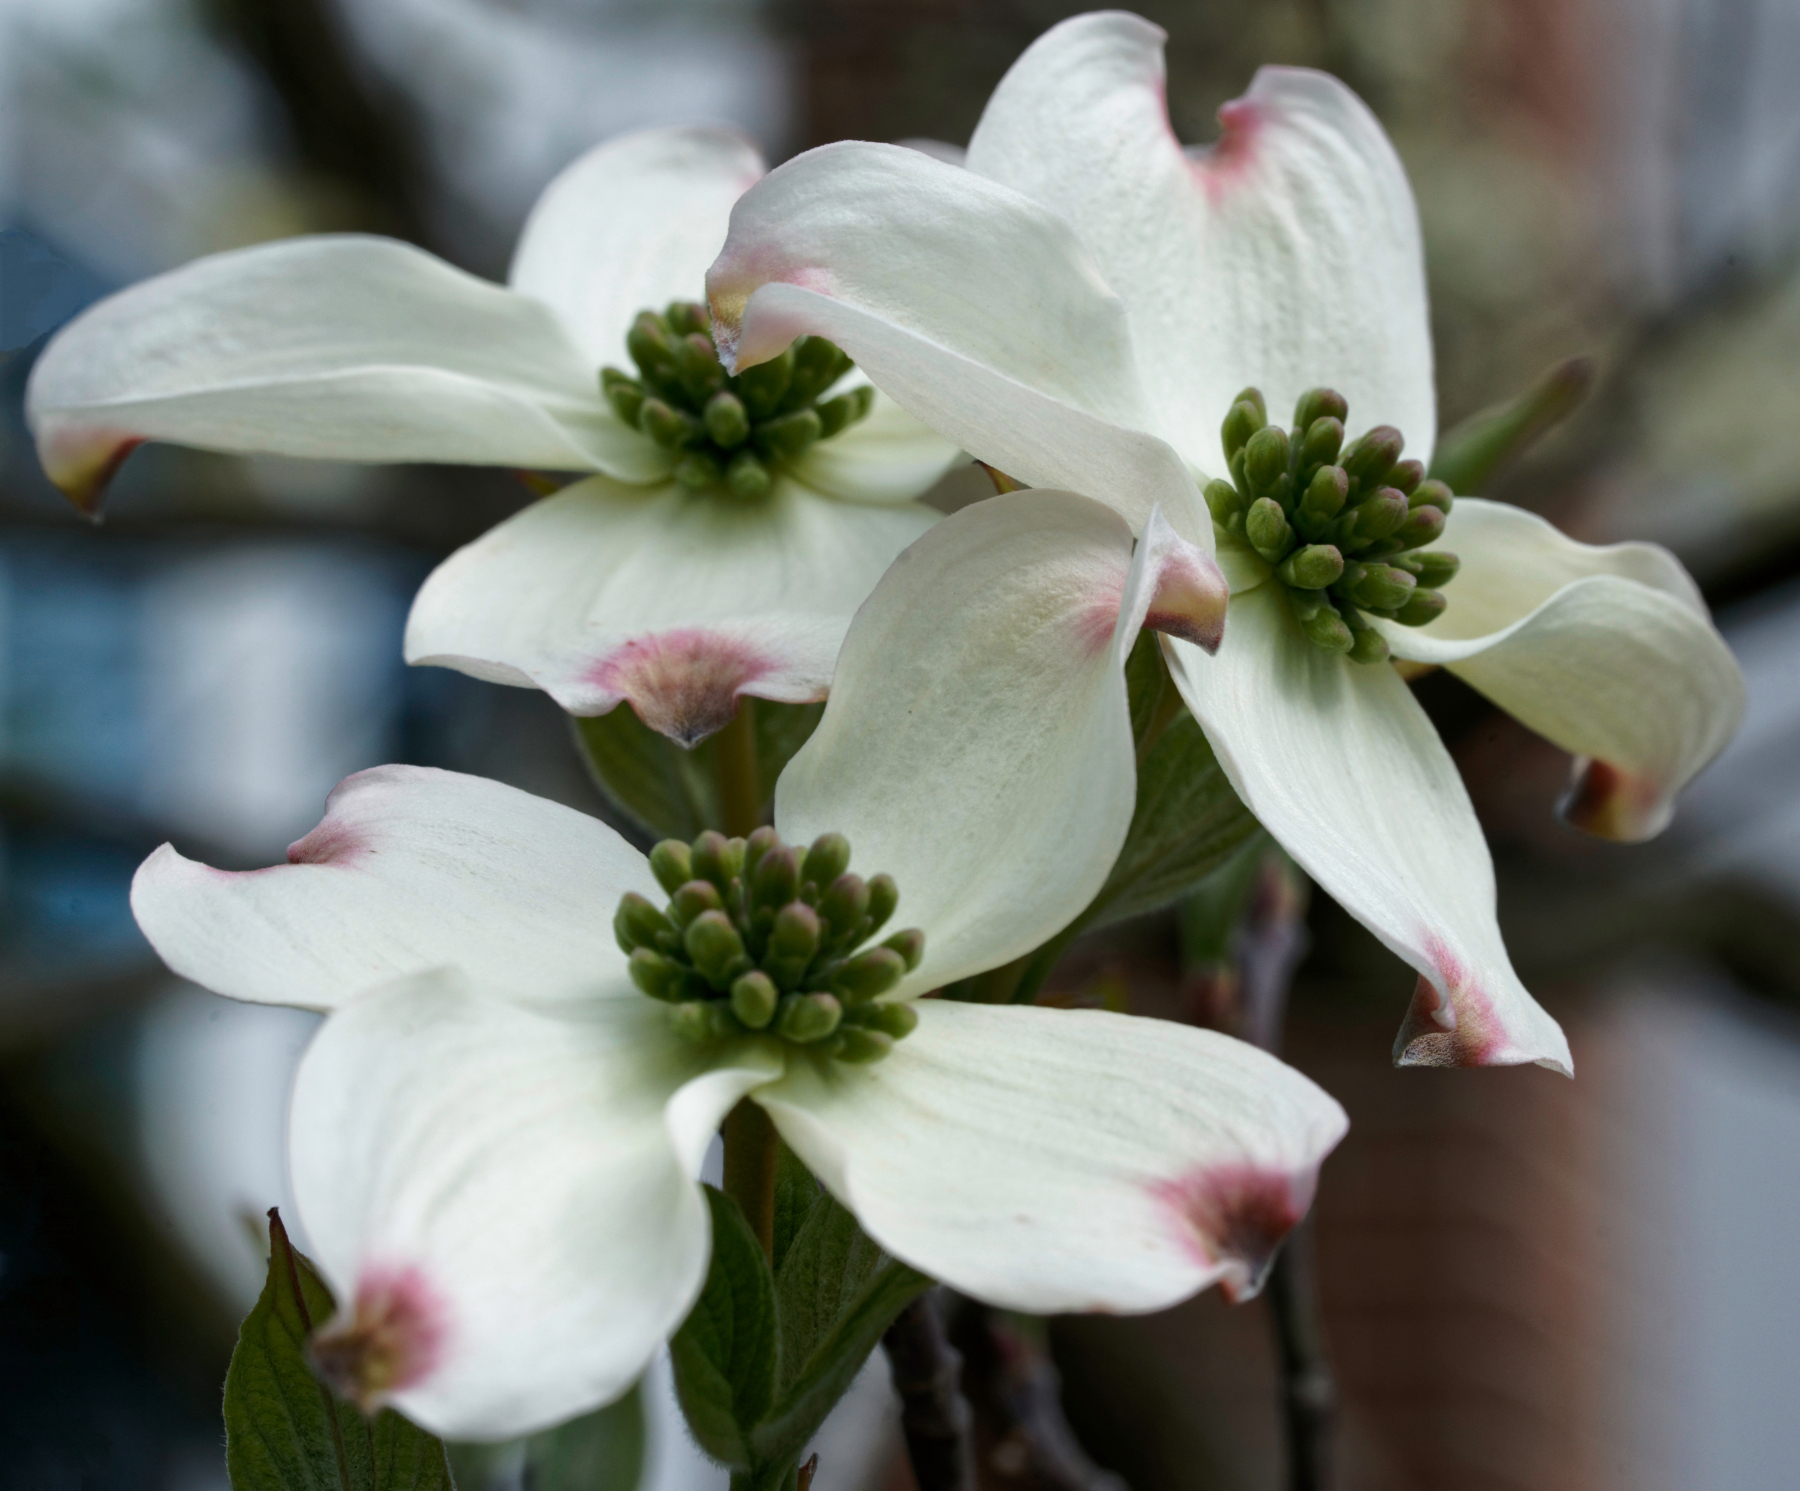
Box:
[614,826,925,1063]
[601,301,873,502]
[1203,387,1461,665]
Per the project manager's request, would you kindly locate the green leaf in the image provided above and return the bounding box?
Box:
[224,1209,453,1491]
[770,1140,823,1277]
[572,699,824,841]
[525,1385,646,1491]
[750,1194,930,1469]
[670,1186,779,1470]
[1428,355,1594,496]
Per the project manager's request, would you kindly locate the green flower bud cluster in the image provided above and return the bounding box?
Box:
[614,826,926,1064]
[601,300,874,502]
[1204,387,1462,664]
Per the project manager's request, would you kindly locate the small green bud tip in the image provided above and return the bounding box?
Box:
[1209,389,1461,661]
[622,827,923,1062]
[611,305,863,497]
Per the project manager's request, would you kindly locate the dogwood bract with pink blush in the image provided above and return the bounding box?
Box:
[705,11,1746,1075]
[26,127,959,745]
[128,491,1345,1440]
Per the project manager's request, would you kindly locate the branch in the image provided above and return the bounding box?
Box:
[882,1292,973,1491]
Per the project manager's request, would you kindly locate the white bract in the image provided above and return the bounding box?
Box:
[26,127,960,744]
[705,11,1747,1075]
[130,491,1345,1440]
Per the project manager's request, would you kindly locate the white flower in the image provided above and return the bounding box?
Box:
[26,127,960,744]
[129,490,1345,1440]
[704,12,1747,1075]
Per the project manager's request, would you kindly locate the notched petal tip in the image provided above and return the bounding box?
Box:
[285,818,365,867]
[1557,756,1674,844]
[1152,1161,1315,1303]
[1391,938,1572,1076]
[590,628,787,748]
[37,424,144,520]
[1145,545,1228,655]
[308,1264,448,1412]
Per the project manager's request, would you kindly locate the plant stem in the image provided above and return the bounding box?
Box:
[721,1100,778,1261]
[715,697,763,837]
[1266,1218,1335,1491]
[882,1293,974,1491]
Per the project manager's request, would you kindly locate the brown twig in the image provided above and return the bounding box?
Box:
[1265,1220,1336,1491]
[882,1293,974,1491]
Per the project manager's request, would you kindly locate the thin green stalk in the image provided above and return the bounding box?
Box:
[715,697,763,837]
[721,1099,779,1261]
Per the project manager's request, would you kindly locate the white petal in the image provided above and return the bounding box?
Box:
[1167,587,1572,1074]
[131,765,658,1010]
[26,236,668,512]
[405,475,940,744]
[707,140,1210,538]
[756,1000,1346,1311]
[510,126,765,369]
[785,390,965,505]
[774,491,1184,995]
[292,969,782,1440]
[966,13,1435,476]
[1377,501,1744,841]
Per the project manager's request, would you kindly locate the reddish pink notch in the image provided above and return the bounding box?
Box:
[1392,935,1506,1067]
[309,1262,449,1409]
[1190,99,1264,199]
[591,627,779,747]
[1152,1162,1309,1302]
[1558,756,1670,844]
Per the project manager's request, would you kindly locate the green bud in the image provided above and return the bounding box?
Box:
[754,408,824,463]
[1341,425,1404,488]
[865,874,898,936]
[627,312,678,387]
[640,398,704,450]
[735,345,794,419]
[859,1001,918,1039]
[729,970,778,1030]
[671,999,735,1042]
[1233,386,1268,422]
[1245,497,1295,564]
[600,368,646,428]
[649,840,693,895]
[783,336,854,409]
[1293,387,1348,432]
[1297,464,1349,530]
[1340,562,1415,612]
[830,947,906,1004]
[1409,479,1454,515]
[1342,487,1408,546]
[690,831,743,890]
[834,1027,894,1064]
[777,991,843,1043]
[674,449,723,490]
[1300,416,1345,473]
[1346,624,1390,665]
[671,878,725,926]
[704,390,751,448]
[1242,425,1292,500]
[816,384,874,438]
[819,874,870,945]
[752,846,800,910]
[742,826,779,881]
[801,832,852,890]
[614,891,674,953]
[1393,504,1446,550]
[1409,549,1460,587]
[1388,459,1424,496]
[675,332,727,403]
[1391,587,1447,627]
[726,450,772,502]
[665,300,711,336]
[1221,397,1267,462]
[882,928,924,972]
[1277,543,1345,589]
[1204,478,1246,526]
[685,910,749,987]
[629,947,685,1001]
[1290,589,1353,653]
[768,900,822,980]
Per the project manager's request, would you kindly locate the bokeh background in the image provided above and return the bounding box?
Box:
[4,0,1800,1488]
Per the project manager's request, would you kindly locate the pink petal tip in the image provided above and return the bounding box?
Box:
[308,1263,449,1411]
[1557,756,1673,844]
[590,628,780,747]
[1152,1162,1315,1302]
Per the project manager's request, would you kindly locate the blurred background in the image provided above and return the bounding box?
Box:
[4,0,1800,1487]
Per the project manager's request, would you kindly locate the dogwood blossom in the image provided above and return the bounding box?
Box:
[26,127,959,743]
[127,490,1345,1439]
[705,11,1746,1075]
